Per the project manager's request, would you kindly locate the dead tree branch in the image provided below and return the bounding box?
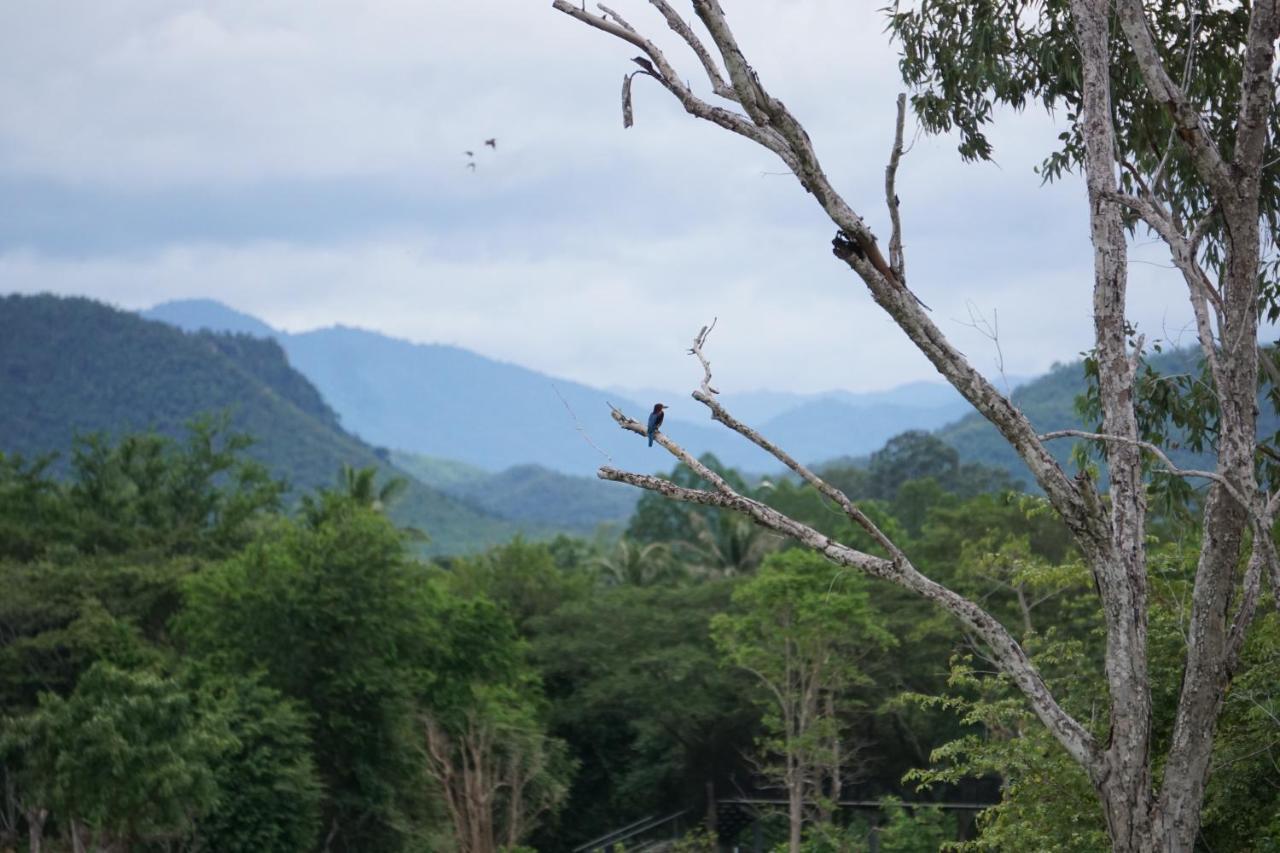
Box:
[553,0,1109,566]
[597,329,1099,772]
[648,0,735,100]
[885,93,907,283]
[1038,429,1249,511]
[551,0,797,167]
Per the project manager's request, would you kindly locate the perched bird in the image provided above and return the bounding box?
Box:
[646,403,667,447]
[484,138,497,149]
[631,56,661,80]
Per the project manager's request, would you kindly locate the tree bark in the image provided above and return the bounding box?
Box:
[24,807,45,853]
[1067,3,1157,848]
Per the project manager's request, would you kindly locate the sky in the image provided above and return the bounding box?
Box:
[0,0,1195,396]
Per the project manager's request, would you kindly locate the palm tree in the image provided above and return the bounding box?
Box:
[339,463,408,513]
[679,512,779,577]
[591,538,685,587]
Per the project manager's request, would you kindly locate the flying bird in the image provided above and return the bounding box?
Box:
[464,150,474,157]
[467,162,476,171]
[646,403,667,447]
[484,138,497,149]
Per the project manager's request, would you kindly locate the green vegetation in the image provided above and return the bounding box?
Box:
[1,415,1278,851]
[0,422,571,852]
[395,451,638,532]
[0,293,562,554]
[3,315,1279,850]
[935,347,1280,490]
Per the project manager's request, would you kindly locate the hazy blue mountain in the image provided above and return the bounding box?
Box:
[143,299,1006,474]
[281,324,772,474]
[758,398,977,463]
[390,452,491,490]
[2,294,531,554]
[932,350,1276,488]
[144,298,278,338]
[613,381,979,426]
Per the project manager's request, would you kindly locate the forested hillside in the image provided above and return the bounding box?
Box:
[394,450,639,532]
[934,347,1280,487]
[0,294,528,553]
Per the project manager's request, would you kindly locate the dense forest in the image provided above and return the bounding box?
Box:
[2,419,1276,852]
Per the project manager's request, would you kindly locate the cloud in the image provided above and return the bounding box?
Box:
[0,0,1195,397]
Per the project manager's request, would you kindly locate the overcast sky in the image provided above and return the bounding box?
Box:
[0,0,1193,395]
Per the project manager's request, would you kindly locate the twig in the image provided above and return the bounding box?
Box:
[597,3,636,31]
[648,0,736,100]
[551,0,799,169]
[688,317,720,397]
[1039,429,1251,511]
[954,301,1010,395]
[885,93,908,283]
[552,383,613,464]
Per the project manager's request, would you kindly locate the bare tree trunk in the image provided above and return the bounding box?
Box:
[24,807,46,853]
[1067,3,1157,848]
[819,690,840,826]
[787,774,802,853]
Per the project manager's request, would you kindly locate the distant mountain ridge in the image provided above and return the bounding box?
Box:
[142,299,982,474]
[612,381,1009,427]
[931,348,1280,488]
[0,294,536,554]
[393,451,637,533]
[126,300,1280,507]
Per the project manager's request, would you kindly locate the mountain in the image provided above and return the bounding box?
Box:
[394,451,638,533]
[0,294,531,554]
[933,349,1279,487]
[935,361,1086,483]
[144,298,277,338]
[617,381,983,427]
[141,299,989,474]
[756,398,973,464]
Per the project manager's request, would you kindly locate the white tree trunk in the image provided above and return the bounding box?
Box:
[553,2,1280,850]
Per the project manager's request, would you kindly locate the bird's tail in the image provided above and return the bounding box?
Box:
[648,433,655,447]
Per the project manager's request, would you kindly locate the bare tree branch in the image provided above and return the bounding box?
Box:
[550,0,799,167]
[598,443,1100,769]
[885,93,908,283]
[1039,429,1250,511]
[1112,0,1235,198]
[648,0,735,100]
[597,329,1100,772]
[686,322,904,562]
[555,0,1108,560]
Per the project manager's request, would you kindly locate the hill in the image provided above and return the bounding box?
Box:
[142,299,988,474]
[144,298,277,338]
[934,348,1278,486]
[611,381,980,426]
[935,360,1087,481]
[394,451,638,533]
[758,398,973,466]
[0,294,529,554]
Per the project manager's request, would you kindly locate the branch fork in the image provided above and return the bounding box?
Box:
[598,323,1098,769]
